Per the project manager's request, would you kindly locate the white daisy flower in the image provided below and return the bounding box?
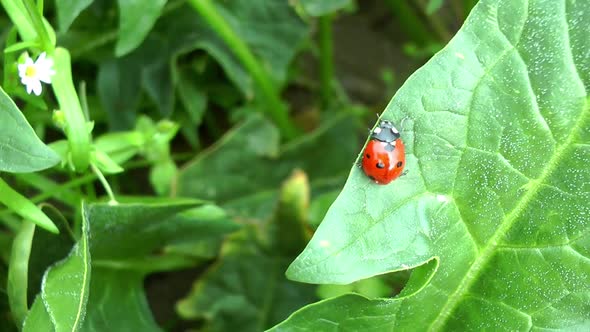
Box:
[18,52,56,96]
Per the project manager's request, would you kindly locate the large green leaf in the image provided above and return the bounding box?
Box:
[275,0,590,330]
[0,87,59,172]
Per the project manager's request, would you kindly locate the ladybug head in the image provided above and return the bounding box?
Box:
[371,120,401,142]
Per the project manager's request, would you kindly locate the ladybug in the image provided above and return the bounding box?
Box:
[361,120,406,185]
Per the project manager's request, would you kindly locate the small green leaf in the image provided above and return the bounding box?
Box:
[3,40,37,53]
[0,179,58,234]
[272,170,312,255]
[149,159,176,195]
[96,59,142,130]
[278,0,590,330]
[91,150,124,174]
[177,69,207,126]
[299,0,352,16]
[116,0,167,56]
[426,0,445,15]
[93,131,144,164]
[0,86,59,172]
[41,206,90,332]
[55,0,93,32]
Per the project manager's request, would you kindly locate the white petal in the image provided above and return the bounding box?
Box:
[18,63,27,74]
[25,81,33,94]
[36,52,47,63]
[35,53,54,71]
[38,72,52,84]
[31,80,42,96]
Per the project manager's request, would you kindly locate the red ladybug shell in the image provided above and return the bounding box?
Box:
[361,120,406,185]
[362,139,405,184]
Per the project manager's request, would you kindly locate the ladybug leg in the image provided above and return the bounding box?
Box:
[401,169,409,177]
[399,116,410,131]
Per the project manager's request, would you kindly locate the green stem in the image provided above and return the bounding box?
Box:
[91,164,117,204]
[319,14,334,110]
[384,0,434,46]
[8,220,35,326]
[187,0,298,139]
[22,0,53,52]
[414,0,452,41]
[52,47,91,171]
[0,0,36,41]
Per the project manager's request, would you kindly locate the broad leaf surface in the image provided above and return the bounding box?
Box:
[21,199,236,331]
[87,199,238,263]
[276,0,590,330]
[0,87,59,172]
[23,295,52,332]
[81,269,161,332]
[39,208,90,332]
[82,199,237,331]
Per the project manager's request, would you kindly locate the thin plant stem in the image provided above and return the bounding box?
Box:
[187,0,298,139]
[22,0,52,52]
[414,0,452,41]
[384,0,435,46]
[91,164,117,204]
[319,14,334,110]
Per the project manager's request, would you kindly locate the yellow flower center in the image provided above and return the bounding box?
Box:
[25,65,36,77]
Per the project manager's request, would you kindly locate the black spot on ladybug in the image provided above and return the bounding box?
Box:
[365,153,371,159]
[385,144,395,152]
[376,162,385,169]
[397,161,403,168]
